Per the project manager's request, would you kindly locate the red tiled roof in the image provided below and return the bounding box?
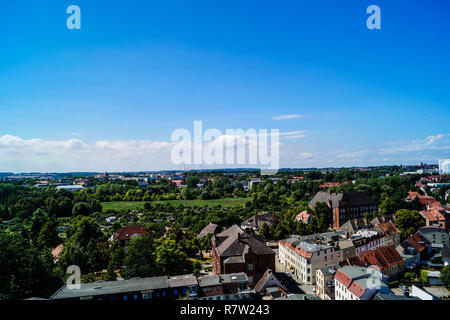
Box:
[375,221,400,236]
[114,225,148,241]
[348,281,366,298]
[405,233,430,253]
[334,269,353,287]
[319,182,342,189]
[420,209,446,222]
[281,239,313,259]
[358,246,403,271]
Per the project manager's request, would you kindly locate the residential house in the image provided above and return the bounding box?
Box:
[316,264,339,300]
[253,269,289,299]
[420,207,448,230]
[401,232,432,261]
[370,214,396,226]
[319,182,342,189]
[339,229,387,255]
[240,213,274,232]
[211,225,275,287]
[357,245,404,280]
[375,221,401,247]
[334,266,392,300]
[395,245,420,270]
[112,225,148,245]
[168,274,199,299]
[295,210,314,224]
[338,217,372,234]
[197,273,252,300]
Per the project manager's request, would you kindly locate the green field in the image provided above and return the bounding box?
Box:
[101,197,249,212]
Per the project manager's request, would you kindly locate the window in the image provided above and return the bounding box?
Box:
[247,264,253,271]
[248,276,254,284]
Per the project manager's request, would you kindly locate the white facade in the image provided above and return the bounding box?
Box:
[334,266,390,301]
[278,239,345,285]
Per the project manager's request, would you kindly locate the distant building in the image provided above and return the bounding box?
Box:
[240,214,274,232]
[112,225,148,245]
[438,158,450,175]
[211,225,275,287]
[319,182,342,189]
[56,185,84,192]
[309,191,378,228]
[295,211,314,224]
[52,244,64,263]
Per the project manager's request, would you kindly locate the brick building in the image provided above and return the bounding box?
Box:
[211,225,275,287]
[309,191,378,228]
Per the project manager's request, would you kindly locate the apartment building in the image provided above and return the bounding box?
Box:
[278,238,345,285]
[334,266,391,300]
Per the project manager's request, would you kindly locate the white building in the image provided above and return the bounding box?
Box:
[334,266,391,300]
[278,238,345,285]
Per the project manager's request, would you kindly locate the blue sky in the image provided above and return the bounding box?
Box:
[0,0,449,172]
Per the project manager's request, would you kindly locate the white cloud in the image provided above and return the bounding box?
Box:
[379,133,450,154]
[300,152,313,159]
[272,114,307,120]
[0,135,174,172]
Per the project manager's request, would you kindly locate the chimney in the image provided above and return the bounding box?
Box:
[382,215,386,223]
[363,217,367,225]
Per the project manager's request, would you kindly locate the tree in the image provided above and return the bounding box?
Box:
[155,238,194,276]
[37,220,61,249]
[72,202,91,216]
[379,196,395,215]
[440,265,450,289]
[30,208,49,241]
[122,235,158,279]
[260,222,271,239]
[396,209,425,239]
[0,233,61,299]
